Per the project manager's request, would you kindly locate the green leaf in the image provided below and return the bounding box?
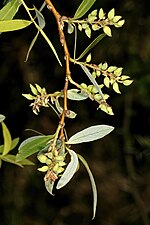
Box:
[0,145,4,154]
[66,125,114,144]
[73,0,97,19]
[103,26,112,37]
[80,64,104,100]
[0,114,5,123]
[1,122,12,155]
[20,0,62,66]
[0,19,32,32]
[16,135,54,162]
[1,154,34,167]
[108,8,115,20]
[0,0,21,21]
[113,82,121,94]
[67,89,88,101]
[25,7,46,61]
[77,33,106,60]
[25,31,39,62]
[78,154,97,219]
[10,137,20,151]
[56,150,79,189]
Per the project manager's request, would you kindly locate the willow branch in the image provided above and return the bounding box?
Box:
[44,0,71,139]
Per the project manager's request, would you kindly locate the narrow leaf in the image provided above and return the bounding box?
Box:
[73,0,97,19]
[1,122,12,155]
[20,0,62,66]
[80,64,104,100]
[0,19,32,32]
[0,114,5,123]
[0,0,21,21]
[78,154,97,219]
[0,145,4,154]
[10,137,20,151]
[1,154,34,167]
[16,135,54,162]
[77,33,106,60]
[56,150,79,189]
[25,31,39,62]
[66,125,114,144]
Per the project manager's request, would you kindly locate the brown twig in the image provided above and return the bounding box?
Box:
[44,0,71,139]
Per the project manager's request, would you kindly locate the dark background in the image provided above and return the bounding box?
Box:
[0,0,150,225]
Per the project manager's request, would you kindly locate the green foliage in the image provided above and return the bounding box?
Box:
[0,114,34,168]
[0,0,133,220]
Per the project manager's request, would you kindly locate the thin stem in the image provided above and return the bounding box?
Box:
[45,0,71,141]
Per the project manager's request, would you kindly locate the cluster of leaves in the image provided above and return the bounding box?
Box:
[0,114,33,168]
[0,0,133,219]
[16,123,114,218]
[67,8,125,38]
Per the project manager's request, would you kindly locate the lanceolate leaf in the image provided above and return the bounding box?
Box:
[20,0,62,66]
[0,0,21,21]
[80,64,104,100]
[77,33,106,60]
[56,150,79,189]
[1,122,12,156]
[73,0,97,19]
[78,154,97,219]
[0,19,32,32]
[1,154,34,167]
[66,125,114,144]
[0,138,20,154]
[10,137,20,151]
[25,6,46,61]
[16,135,54,162]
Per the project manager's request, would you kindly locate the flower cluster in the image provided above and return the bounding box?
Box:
[37,140,66,183]
[22,84,49,115]
[67,8,125,38]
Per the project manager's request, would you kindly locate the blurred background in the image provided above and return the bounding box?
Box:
[0,0,150,225]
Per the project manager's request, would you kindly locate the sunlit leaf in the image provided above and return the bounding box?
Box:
[56,150,79,189]
[0,145,4,154]
[66,125,114,144]
[0,0,21,21]
[80,64,104,100]
[123,80,133,86]
[73,0,97,19]
[67,89,88,101]
[1,122,12,156]
[103,25,112,37]
[78,154,97,219]
[16,135,54,162]
[113,82,121,94]
[0,19,32,32]
[0,114,5,123]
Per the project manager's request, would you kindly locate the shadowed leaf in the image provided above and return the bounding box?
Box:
[16,135,54,162]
